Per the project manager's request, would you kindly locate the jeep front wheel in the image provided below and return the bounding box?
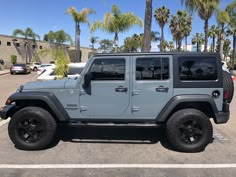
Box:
[166,109,213,152]
[8,107,57,150]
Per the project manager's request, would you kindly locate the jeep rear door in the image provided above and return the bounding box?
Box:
[79,56,131,118]
[131,55,173,119]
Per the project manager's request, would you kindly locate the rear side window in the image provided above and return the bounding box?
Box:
[89,58,125,81]
[136,58,169,80]
[179,57,217,80]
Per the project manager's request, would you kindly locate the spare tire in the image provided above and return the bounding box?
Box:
[222,70,234,103]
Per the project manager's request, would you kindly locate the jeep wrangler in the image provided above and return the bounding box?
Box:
[0,52,234,152]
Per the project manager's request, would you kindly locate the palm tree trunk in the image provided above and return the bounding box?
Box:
[76,23,81,62]
[75,22,77,62]
[160,27,164,52]
[177,40,182,51]
[232,31,236,67]
[25,42,28,64]
[213,36,215,52]
[204,19,209,52]
[114,32,118,52]
[185,36,188,51]
[220,25,224,60]
[142,0,152,52]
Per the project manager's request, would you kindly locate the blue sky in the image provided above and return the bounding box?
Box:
[0,0,233,49]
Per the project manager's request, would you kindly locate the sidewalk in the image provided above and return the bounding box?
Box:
[0,69,9,76]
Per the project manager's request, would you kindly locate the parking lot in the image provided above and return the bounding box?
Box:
[0,73,236,177]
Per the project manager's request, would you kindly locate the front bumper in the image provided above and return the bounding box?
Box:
[0,105,15,119]
[214,102,230,124]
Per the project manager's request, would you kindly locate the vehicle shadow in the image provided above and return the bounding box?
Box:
[52,125,174,150]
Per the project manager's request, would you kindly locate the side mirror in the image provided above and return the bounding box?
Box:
[83,73,92,88]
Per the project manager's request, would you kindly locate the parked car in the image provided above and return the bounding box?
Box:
[36,63,55,75]
[37,63,86,81]
[10,64,31,74]
[30,62,41,71]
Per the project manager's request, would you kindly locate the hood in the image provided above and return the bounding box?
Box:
[21,79,80,90]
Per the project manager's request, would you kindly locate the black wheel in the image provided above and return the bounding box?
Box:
[8,107,57,150]
[222,70,234,103]
[33,67,37,71]
[166,109,213,152]
[10,72,13,75]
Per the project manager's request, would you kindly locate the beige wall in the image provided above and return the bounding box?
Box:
[0,34,94,68]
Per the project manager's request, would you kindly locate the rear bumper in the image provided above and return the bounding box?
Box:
[0,105,15,119]
[214,103,230,124]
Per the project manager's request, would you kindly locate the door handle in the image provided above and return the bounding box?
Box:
[156,86,169,93]
[115,86,128,92]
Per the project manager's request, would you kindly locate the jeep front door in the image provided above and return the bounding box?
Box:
[80,57,130,118]
[132,56,173,119]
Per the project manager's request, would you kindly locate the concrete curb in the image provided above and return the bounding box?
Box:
[0,71,9,76]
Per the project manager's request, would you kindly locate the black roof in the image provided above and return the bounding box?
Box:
[93,52,220,57]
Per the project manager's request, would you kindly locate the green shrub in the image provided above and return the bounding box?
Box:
[11,55,17,64]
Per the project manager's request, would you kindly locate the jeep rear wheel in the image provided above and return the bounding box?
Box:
[166,109,213,152]
[8,107,57,150]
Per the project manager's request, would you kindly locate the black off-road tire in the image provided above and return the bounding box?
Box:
[222,70,234,103]
[166,109,213,152]
[8,107,57,150]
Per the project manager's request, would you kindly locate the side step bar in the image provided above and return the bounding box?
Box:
[67,122,161,127]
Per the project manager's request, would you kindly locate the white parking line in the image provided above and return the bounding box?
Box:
[0,119,9,127]
[1,164,236,169]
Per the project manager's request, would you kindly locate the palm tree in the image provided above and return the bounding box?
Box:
[168,41,175,51]
[192,33,205,52]
[90,36,99,49]
[154,6,170,51]
[226,1,236,66]
[208,25,220,52]
[91,5,143,51]
[66,7,95,62]
[169,10,191,51]
[181,0,220,52]
[217,10,230,60]
[143,0,153,52]
[12,27,40,63]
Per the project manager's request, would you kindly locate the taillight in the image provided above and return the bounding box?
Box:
[10,66,13,70]
[224,90,229,100]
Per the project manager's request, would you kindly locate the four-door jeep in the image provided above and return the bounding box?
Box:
[0,52,234,152]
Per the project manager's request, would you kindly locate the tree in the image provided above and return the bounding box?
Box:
[216,9,230,60]
[12,27,40,63]
[181,0,220,52]
[169,11,191,51]
[168,41,175,51]
[90,36,99,49]
[192,33,204,52]
[98,39,114,53]
[143,0,153,52]
[223,38,231,60]
[226,1,236,66]
[91,5,143,51]
[66,7,95,62]
[154,6,170,51]
[208,25,220,52]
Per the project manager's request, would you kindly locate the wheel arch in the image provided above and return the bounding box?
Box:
[157,95,218,123]
[6,92,70,122]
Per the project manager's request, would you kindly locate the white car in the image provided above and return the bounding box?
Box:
[36,64,55,75]
[37,63,86,81]
[30,62,41,71]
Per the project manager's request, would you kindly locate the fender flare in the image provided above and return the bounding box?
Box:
[156,95,218,122]
[6,91,70,121]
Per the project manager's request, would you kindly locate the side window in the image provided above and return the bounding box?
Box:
[179,57,217,80]
[136,58,169,80]
[89,58,125,81]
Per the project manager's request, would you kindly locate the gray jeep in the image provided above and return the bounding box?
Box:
[0,52,234,152]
